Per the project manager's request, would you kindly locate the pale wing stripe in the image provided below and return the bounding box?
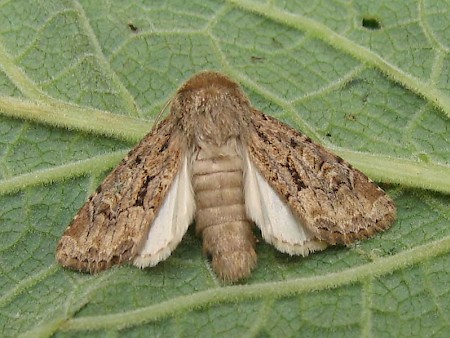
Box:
[243,152,327,256]
[134,156,195,267]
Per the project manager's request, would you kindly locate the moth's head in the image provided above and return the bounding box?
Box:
[172,71,252,145]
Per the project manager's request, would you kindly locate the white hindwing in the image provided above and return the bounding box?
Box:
[133,156,195,267]
[243,151,327,256]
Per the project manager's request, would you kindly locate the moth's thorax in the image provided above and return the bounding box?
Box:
[172,71,251,146]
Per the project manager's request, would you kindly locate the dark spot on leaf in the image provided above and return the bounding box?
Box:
[362,17,381,30]
[362,93,369,103]
[128,23,138,32]
[386,247,397,255]
[250,55,265,63]
[134,156,142,164]
[345,113,357,121]
[271,37,283,48]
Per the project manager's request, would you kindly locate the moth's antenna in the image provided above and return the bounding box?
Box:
[154,97,173,126]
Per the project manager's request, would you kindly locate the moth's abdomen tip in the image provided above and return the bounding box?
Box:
[212,249,257,283]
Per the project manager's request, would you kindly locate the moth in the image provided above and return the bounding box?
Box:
[56,71,396,282]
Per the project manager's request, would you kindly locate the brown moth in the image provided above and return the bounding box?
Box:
[56,71,396,282]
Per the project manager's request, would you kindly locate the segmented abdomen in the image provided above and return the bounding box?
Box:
[192,146,257,282]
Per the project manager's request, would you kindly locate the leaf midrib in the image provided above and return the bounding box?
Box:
[49,235,450,332]
[1,145,449,195]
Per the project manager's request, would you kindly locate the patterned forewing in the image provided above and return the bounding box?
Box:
[247,109,396,245]
[56,115,183,272]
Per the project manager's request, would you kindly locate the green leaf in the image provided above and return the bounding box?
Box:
[0,1,449,337]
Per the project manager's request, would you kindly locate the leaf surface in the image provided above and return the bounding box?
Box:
[0,1,449,337]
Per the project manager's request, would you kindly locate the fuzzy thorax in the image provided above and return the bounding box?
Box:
[172,72,252,147]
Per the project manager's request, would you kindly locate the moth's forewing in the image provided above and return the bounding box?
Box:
[246,109,396,245]
[56,115,184,273]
